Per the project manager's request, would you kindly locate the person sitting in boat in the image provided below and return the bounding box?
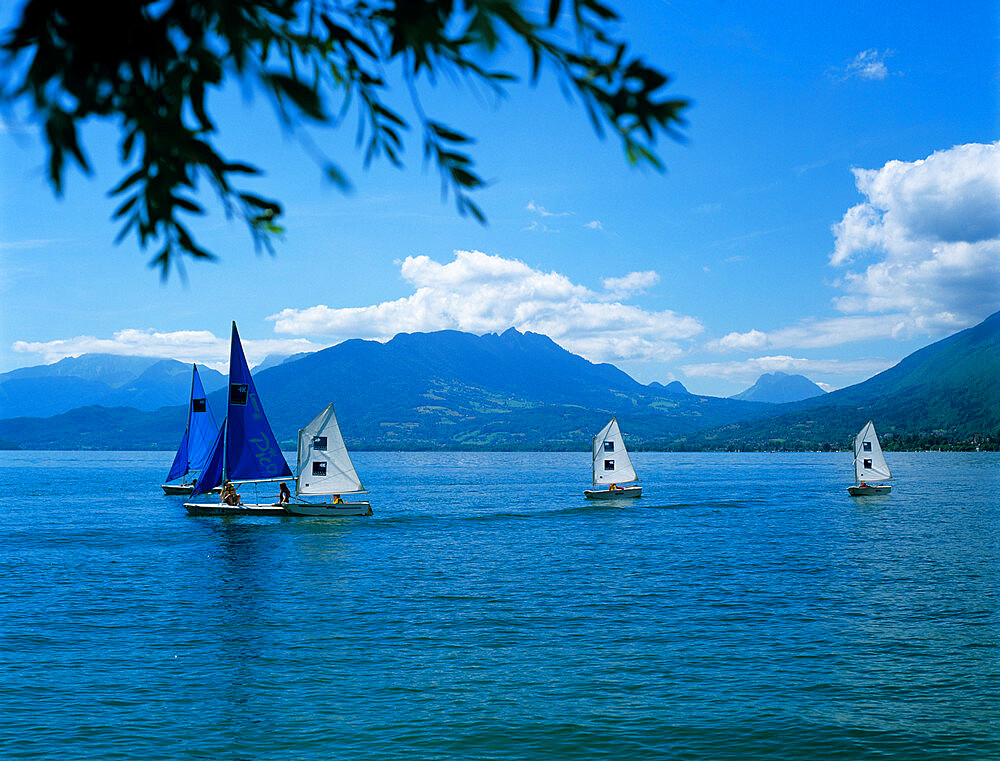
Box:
[609,483,618,491]
[276,482,290,505]
[333,494,344,504]
[221,481,242,506]
[858,481,869,488]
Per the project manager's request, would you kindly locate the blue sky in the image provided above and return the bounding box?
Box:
[1,0,998,397]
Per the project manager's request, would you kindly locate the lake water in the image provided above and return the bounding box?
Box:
[1,451,997,759]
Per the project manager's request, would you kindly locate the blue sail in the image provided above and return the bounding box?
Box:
[192,423,226,494]
[225,322,292,481]
[166,364,219,482]
[190,323,291,495]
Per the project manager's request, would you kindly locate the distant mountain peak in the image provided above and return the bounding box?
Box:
[650,380,690,395]
[731,372,826,404]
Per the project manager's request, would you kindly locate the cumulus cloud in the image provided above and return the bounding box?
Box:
[710,142,1000,353]
[269,250,702,363]
[603,270,659,296]
[12,329,321,372]
[584,220,604,231]
[831,141,1000,319]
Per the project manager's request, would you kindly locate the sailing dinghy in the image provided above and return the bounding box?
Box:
[162,364,219,495]
[283,403,372,517]
[184,322,294,516]
[584,417,642,499]
[848,420,892,496]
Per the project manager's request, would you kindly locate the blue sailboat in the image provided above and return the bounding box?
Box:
[185,322,293,514]
[161,364,220,495]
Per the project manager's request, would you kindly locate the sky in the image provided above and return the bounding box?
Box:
[1,0,998,397]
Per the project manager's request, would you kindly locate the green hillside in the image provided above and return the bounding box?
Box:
[672,311,1000,451]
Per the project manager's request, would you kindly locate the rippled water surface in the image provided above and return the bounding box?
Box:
[1,451,997,759]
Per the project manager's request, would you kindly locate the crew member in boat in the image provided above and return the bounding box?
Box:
[858,481,869,488]
[333,494,344,504]
[221,481,242,506]
[609,483,618,491]
[276,482,290,505]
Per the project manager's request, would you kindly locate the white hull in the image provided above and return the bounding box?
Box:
[848,484,891,496]
[584,486,642,500]
[183,500,372,517]
[284,501,372,517]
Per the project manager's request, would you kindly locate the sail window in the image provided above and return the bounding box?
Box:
[312,462,327,476]
[863,441,872,452]
[604,441,615,452]
[604,459,615,471]
[192,398,206,413]
[229,383,248,406]
[313,436,327,450]
[864,459,873,469]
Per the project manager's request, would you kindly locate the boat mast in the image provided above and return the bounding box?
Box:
[592,433,597,488]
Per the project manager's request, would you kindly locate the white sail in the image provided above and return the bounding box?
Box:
[592,417,637,486]
[854,420,891,483]
[296,404,364,495]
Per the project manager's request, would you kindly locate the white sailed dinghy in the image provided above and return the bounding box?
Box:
[584,417,642,500]
[848,420,893,496]
[284,403,372,517]
[184,325,372,518]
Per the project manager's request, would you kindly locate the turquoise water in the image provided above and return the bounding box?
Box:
[1,451,997,759]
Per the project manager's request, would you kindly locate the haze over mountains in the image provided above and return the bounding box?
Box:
[0,355,225,418]
[0,312,996,451]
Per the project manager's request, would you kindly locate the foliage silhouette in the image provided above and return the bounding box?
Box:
[2,0,688,276]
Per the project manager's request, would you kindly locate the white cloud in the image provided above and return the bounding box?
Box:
[831,141,1000,320]
[0,239,64,251]
[705,312,965,353]
[584,220,603,231]
[832,49,895,81]
[603,270,659,296]
[11,329,321,372]
[710,142,1000,354]
[526,200,573,218]
[269,249,703,363]
[681,355,893,384]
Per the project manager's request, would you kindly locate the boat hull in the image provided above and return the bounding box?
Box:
[284,501,373,517]
[183,501,373,517]
[848,484,892,496]
[584,486,642,500]
[162,484,220,496]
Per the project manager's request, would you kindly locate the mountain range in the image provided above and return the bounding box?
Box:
[0,311,996,451]
[0,355,225,418]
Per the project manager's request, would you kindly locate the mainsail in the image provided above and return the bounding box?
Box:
[166,364,218,482]
[296,403,364,495]
[854,420,891,483]
[193,322,292,493]
[592,417,637,486]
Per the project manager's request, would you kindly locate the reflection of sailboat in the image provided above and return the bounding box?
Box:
[162,364,219,495]
[584,417,642,499]
[184,322,293,516]
[283,403,372,516]
[848,420,892,496]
